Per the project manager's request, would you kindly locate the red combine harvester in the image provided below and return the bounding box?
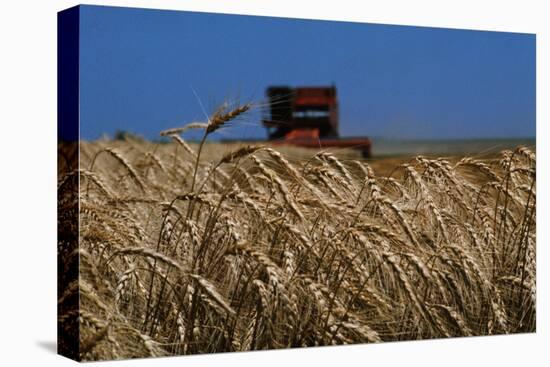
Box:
[262,85,372,157]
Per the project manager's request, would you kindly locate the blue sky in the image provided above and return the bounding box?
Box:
[79,5,535,141]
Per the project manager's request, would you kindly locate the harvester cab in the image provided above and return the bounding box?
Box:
[263,85,339,139]
[262,85,372,157]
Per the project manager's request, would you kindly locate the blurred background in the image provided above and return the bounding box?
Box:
[79,5,535,156]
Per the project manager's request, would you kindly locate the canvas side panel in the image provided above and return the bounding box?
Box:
[57,5,80,362]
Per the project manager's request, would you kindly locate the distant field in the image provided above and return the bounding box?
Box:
[370,137,536,157]
[80,137,535,176]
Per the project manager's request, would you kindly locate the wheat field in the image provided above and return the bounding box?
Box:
[57,105,536,361]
